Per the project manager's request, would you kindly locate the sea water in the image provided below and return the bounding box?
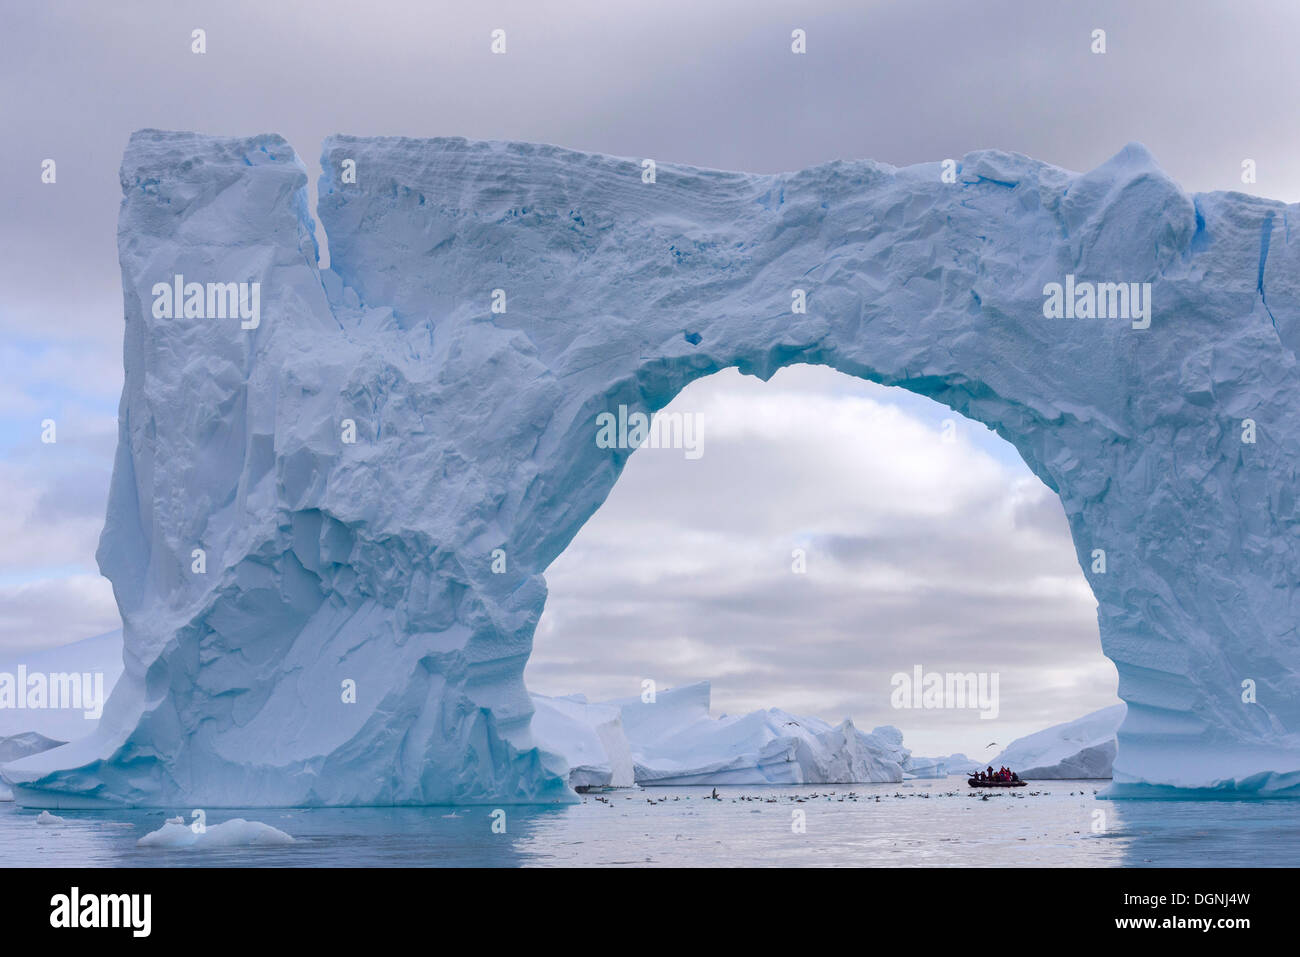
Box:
[1,779,1296,867]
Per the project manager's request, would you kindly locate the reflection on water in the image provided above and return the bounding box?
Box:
[1,780,1296,867]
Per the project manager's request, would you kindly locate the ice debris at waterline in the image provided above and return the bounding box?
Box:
[7,130,1300,806]
[991,705,1125,780]
[136,818,296,848]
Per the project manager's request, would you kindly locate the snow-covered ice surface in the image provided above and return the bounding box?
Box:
[8,131,1300,806]
[992,705,1125,780]
[610,682,908,785]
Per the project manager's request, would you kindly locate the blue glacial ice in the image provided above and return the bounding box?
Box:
[6,130,1300,806]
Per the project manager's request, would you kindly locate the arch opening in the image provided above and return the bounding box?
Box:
[526,363,1119,786]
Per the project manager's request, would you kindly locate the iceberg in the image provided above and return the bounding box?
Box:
[8,130,1300,806]
[609,682,908,785]
[529,693,635,789]
[991,705,1125,780]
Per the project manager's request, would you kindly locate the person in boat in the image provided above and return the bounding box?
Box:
[987,766,994,779]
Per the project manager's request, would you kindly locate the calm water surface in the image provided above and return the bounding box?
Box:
[2,778,1297,867]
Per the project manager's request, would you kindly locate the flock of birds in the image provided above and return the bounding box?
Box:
[585,787,1102,805]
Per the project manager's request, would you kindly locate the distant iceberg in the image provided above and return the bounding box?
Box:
[990,705,1125,779]
[529,693,635,789]
[0,733,67,800]
[0,631,124,801]
[600,682,909,786]
[904,752,974,778]
[0,630,123,740]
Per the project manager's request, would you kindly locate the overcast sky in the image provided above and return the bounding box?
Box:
[3,0,1295,757]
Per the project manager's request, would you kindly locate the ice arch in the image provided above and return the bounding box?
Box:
[8,131,1300,806]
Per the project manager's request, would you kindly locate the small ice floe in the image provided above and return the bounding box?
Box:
[36,810,66,825]
[137,817,295,848]
[441,811,461,819]
[165,815,184,825]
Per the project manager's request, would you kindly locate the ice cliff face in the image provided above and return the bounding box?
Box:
[7,130,1300,806]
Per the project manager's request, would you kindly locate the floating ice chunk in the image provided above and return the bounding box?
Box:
[137,818,295,848]
[35,810,65,825]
